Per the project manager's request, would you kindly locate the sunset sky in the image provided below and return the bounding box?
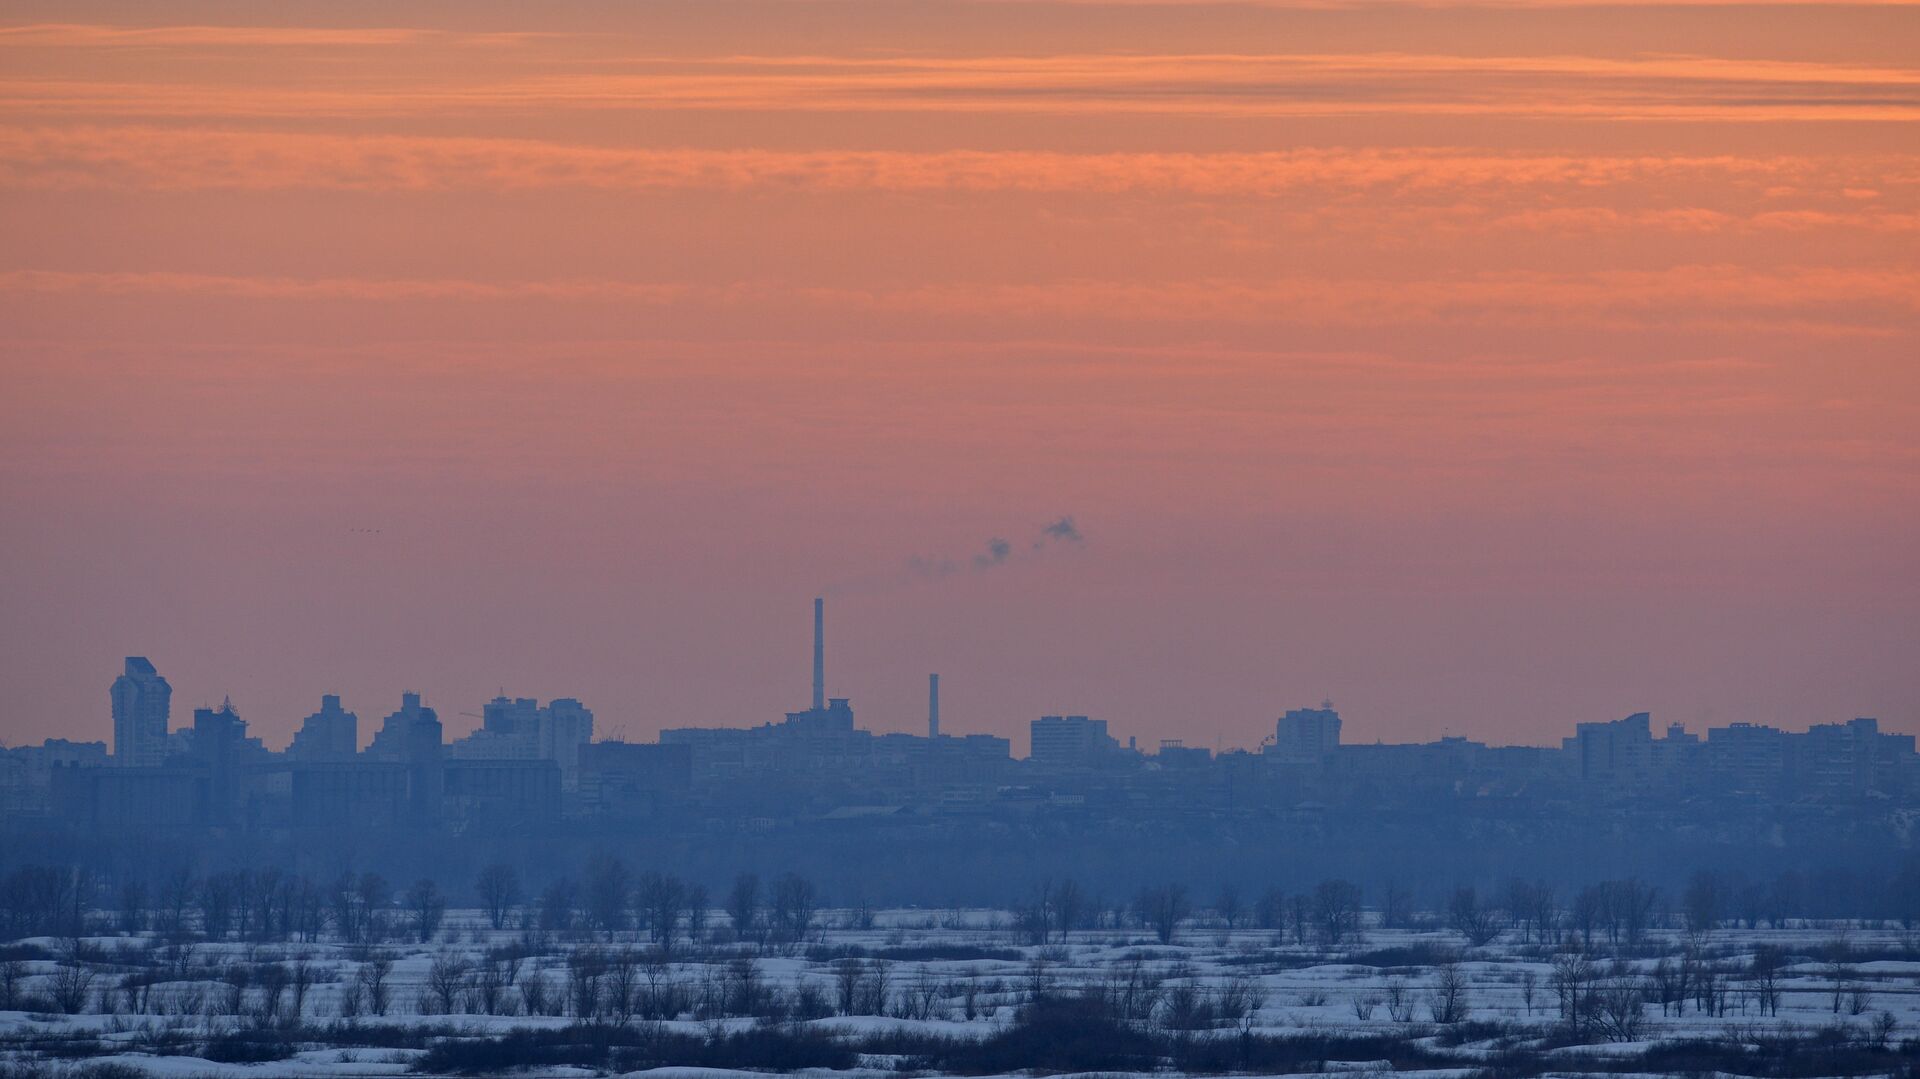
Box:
[1,0,1915,753]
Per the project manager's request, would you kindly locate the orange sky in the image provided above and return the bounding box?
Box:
[1,0,1915,753]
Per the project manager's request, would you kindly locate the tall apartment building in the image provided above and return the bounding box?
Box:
[1269,705,1342,765]
[287,694,359,760]
[110,657,172,766]
[1029,715,1117,767]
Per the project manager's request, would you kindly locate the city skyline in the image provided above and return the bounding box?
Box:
[3,2,1915,755]
[11,608,1908,759]
[12,641,1911,848]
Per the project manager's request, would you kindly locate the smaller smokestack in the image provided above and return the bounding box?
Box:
[929,673,940,739]
[812,597,825,711]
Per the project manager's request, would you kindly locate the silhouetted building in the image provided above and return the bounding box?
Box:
[0,739,107,818]
[1269,705,1341,765]
[577,741,693,819]
[1565,711,1655,789]
[185,697,265,825]
[1030,715,1118,768]
[110,657,172,766]
[288,694,358,760]
[52,763,200,830]
[1704,721,1789,795]
[1156,740,1212,769]
[451,695,596,789]
[443,758,560,827]
[365,692,441,761]
[291,760,409,829]
[1795,717,1911,799]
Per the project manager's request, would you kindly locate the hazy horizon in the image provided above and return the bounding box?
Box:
[3,1,1916,752]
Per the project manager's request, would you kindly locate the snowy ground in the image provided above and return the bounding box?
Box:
[3,910,1917,1076]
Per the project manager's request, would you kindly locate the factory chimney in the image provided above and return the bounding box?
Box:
[812,597,825,711]
[928,673,940,739]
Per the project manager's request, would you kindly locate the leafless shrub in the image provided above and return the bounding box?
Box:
[49,964,96,1014]
[1427,962,1470,1024]
[358,956,393,1016]
[1384,978,1416,1022]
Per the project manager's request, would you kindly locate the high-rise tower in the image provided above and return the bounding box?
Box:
[110,656,172,766]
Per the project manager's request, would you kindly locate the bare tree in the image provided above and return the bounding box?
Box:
[1137,884,1190,944]
[849,892,878,931]
[254,962,290,1024]
[1550,952,1596,1036]
[637,871,686,946]
[406,878,445,943]
[220,963,252,1016]
[1383,978,1415,1022]
[539,877,579,932]
[1427,960,1470,1024]
[1216,883,1244,930]
[476,863,520,930]
[768,873,817,947]
[519,968,555,1016]
[1313,879,1364,946]
[726,873,761,943]
[1015,882,1057,945]
[1447,886,1502,947]
[1594,975,1646,1041]
[359,956,393,1016]
[1747,945,1784,1017]
[1613,878,1658,947]
[289,958,314,1019]
[199,872,241,940]
[1505,878,1556,944]
[0,960,25,1010]
[1824,936,1855,1014]
[835,958,865,1015]
[1053,879,1087,940]
[1871,1011,1899,1049]
[1847,982,1873,1016]
[683,883,710,942]
[158,866,196,939]
[567,948,605,1019]
[1570,885,1604,951]
[640,949,677,1020]
[1287,892,1311,946]
[350,872,391,944]
[605,949,641,1021]
[423,952,467,1014]
[48,964,95,1013]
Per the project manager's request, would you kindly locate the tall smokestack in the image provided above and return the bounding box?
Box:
[929,673,940,739]
[812,597,825,710]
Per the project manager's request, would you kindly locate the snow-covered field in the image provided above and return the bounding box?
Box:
[3,910,1917,1077]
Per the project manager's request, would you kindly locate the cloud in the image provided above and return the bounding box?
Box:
[3,267,1914,336]
[4,50,1917,123]
[0,24,562,48]
[7,127,1913,200]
